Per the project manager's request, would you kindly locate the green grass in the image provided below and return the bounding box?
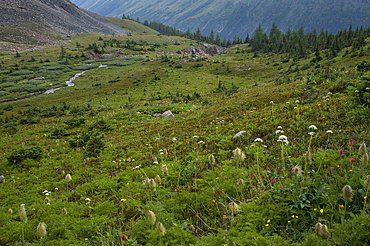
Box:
[0,32,369,245]
[102,17,160,35]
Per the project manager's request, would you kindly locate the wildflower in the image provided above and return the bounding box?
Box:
[339,149,343,155]
[147,210,156,226]
[155,175,161,185]
[254,138,263,142]
[19,204,27,225]
[363,153,368,165]
[192,136,199,138]
[326,130,333,134]
[62,208,67,215]
[308,132,315,136]
[143,177,150,189]
[172,137,177,142]
[275,130,284,134]
[272,179,276,183]
[65,174,72,182]
[277,126,282,129]
[278,135,287,141]
[315,223,329,240]
[233,147,246,162]
[350,158,355,163]
[364,175,370,190]
[237,179,245,186]
[359,143,367,155]
[198,141,205,144]
[233,130,246,138]
[309,125,317,130]
[163,165,168,176]
[295,100,299,103]
[209,154,215,166]
[292,165,302,176]
[228,202,240,214]
[355,90,359,93]
[349,139,353,145]
[286,101,290,104]
[156,222,166,236]
[85,198,91,205]
[320,209,323,213]
[339,205,344,208]
[153,157,159,165]
[149,179,156,192]
[8,208,12,214]
[270,101,274,104]
[342,185,353,202]
[37,222,47,238]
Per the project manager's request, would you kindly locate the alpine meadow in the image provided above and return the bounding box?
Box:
[1,0,370,245]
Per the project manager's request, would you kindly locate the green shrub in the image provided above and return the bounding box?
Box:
[26,80,45,85]
[73,64,99,70]
[64,117,86,127]
[88,119,112,132]
[10,70,33,76]
[0,70,11,74]
[49,128,70,139]
[7,146,43,165]
[0,82,17,88]
[0,91,9,96]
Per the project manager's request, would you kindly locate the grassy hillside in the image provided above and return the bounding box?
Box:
[0,31,370,245]
[71,0,370,39]
[102,17,159,35]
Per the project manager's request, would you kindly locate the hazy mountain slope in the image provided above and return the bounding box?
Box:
[0,0,128,36]
[71,0,370,39]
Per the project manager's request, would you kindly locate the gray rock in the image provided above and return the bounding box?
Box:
[162,110,174,117]
[34,76,45,80]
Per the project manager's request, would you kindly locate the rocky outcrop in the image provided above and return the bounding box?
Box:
[183,44,224,57]
[0,0,128,36]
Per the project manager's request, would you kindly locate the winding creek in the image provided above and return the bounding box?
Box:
[0,64,107,103]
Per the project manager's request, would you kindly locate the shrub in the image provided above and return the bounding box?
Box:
[0,91,10,96]
[26,80,45,85]
[49,128,70,139]
[7,146,43,165]
[64,117,86,127]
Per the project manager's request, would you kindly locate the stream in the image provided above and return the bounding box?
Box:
[0,64,107,103]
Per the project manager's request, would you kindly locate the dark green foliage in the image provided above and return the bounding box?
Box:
[64,117,86,127]
[7,146,43,165]
[88,119,112,132]
[68,129,105,157]
[356,60,370,72]
[49,128,70,139]
[3,105,13,111]
[0,91,10,96]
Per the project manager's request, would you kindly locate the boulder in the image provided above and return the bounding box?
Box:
[162,110,174,117]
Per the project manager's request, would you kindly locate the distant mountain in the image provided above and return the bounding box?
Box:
[71,0,370,39]
[0,0,128,36]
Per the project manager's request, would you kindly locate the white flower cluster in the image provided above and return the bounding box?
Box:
[85,198,91,205]
[233,131,246,138]
[277,134,289,145]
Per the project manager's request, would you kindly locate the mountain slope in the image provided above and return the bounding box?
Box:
[71,0,370,39]
[0,0,128,36]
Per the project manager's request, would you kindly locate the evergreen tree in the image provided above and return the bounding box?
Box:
[215,34,221,46]
[209,29,215,43]
[122,14,126,19]
[244,34,250,43]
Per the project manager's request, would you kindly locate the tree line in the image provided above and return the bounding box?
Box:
[122,14,370,57]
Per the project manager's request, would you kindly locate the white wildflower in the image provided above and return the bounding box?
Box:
[234,131,246,138]
[309,125,317,130]
[308,132,315,136]
[326,130,333,134]
[254,138,263,142]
